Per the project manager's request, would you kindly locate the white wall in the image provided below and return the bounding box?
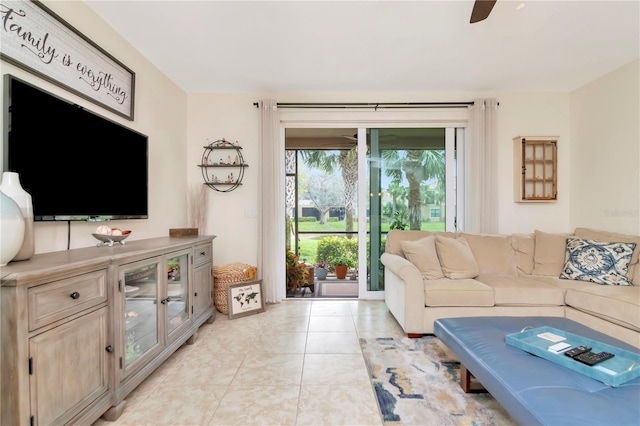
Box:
[496,93,571,234]
[569,60,640,235]
[187,94,260,265]
[1,1,189,254]
[187,92,574,266]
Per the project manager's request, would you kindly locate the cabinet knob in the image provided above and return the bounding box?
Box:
[70,291,80,299]
[194,292,198,297]
[200,251,206,256]
[105,345,113,353]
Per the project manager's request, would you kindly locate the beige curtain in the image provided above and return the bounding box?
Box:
[466,98,499,233]
[259,99,286,303]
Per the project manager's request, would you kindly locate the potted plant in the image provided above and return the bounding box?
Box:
[314,260,329,280]
[330,255,355,280]
[286,250,309,294]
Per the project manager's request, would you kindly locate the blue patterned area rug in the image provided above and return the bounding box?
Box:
[360,336,515,425]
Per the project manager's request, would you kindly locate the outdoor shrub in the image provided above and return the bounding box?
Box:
[316,236,358,271]
[389,210,408,230]
[343,238,358,259]
[327,217,339,222]
[316,236,344,267]
[299,217,317,222]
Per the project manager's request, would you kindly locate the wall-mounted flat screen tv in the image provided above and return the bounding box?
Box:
[3,74,148,221]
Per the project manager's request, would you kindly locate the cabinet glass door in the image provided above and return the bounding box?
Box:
[166,252,190,337]
[123,262,160,369]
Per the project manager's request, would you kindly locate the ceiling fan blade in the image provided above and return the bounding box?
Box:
[470,0,497,23]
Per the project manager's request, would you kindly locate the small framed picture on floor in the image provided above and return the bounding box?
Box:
[227,279,264,319]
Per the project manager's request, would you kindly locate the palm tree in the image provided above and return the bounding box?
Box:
[382,149,445,230]
[299,149,358,234]
[385,180,408,217]
[338,150,358,234]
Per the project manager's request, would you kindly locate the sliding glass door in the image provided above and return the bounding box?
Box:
[285,130,360,298]
[362,128,462,295]
[284,125,463,299]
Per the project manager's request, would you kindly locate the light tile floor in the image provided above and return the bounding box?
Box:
[94,300,407,426]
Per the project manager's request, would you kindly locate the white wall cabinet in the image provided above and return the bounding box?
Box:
[1,236,215,425]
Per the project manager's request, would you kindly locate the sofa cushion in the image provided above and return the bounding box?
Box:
[565,284,640,331]
[435,235,480,279]
[574,227,640,285]
[460,233,518,277]
[560,238,636,286]
[424,278,494,307]
[511,233,535,275]
[476,275,565,306]
[401,236,444,280]
[532,230,571,277]
[385,230,456,257]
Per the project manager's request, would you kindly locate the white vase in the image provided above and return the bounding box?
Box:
[0,191,25,266]
[0,172,35,261]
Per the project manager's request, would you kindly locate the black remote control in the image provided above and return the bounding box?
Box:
[573,351,615,366]
[564,345,591,358]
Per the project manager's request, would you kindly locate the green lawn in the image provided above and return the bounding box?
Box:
[297,221,444,233]
[297,222,359,232]
[295,221,445,263]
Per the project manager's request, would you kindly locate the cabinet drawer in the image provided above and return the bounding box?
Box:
[194,243,212,266]
[28,270,107,331]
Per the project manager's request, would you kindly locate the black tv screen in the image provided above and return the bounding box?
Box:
[3,75,148,221]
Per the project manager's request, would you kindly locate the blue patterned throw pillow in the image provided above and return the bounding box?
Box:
[560,238,636,285]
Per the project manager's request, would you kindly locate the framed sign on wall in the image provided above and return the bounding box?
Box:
[0,0,135,120]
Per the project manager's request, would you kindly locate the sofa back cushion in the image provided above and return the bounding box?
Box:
[435,235,479,279]
[532,230,571,276]
[385,230,456,257]
[574,228,640,285]
[511,233,535,275]
[459,233,518,277]
[401,236,445,279]
[385,230,432,256]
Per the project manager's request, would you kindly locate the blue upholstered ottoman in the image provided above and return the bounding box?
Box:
[434,317,640,426]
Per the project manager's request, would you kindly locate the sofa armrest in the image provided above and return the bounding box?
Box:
[381,252,421,278]
[381,253,426,334]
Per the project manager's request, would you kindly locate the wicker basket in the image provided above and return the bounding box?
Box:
[213,263,257,314]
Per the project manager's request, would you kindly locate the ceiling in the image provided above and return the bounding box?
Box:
[85,1,639,94]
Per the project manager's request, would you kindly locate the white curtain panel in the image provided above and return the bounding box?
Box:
[259,99,286,303]
[466,98,499,233]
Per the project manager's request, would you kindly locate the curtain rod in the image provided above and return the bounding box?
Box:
[280,102,474,109]
[252,101,474,109]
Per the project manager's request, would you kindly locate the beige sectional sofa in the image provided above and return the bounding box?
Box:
[381,228,640,348]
